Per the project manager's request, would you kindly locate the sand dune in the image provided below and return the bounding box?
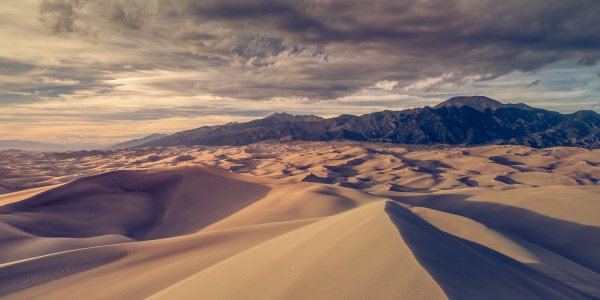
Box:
[0,143,599,299]
[1,142,598,195]
[153,201,589,300]
[0,166,374,264]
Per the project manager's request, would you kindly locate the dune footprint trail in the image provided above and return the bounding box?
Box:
[0,165,599,299]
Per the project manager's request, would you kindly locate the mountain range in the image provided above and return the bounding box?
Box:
[142,96,600,148]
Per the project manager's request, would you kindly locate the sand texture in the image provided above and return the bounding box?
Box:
[1,142,598,194]
[0,142,599,299]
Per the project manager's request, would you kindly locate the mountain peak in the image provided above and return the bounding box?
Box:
[434,96,504,112]
[434,96,535,112]
[570,110,600,121]
[265,112,293,119]
[572,110,599,116]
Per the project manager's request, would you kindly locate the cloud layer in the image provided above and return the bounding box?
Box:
[1,0,600,142]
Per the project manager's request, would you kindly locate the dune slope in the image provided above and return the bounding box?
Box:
[0,146,599,299]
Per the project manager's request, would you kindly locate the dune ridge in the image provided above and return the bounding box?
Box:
[0,143,599,299]
[1,142,598,195]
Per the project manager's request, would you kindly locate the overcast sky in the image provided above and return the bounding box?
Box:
[1,0,600,143]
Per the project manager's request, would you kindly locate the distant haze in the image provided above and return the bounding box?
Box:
[0,140,104,151]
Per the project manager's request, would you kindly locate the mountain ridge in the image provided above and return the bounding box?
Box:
[110,133,169,150]
[142,96,600,148]
[433,96,534,111]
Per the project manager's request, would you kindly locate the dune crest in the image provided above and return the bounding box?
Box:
[1,142,598,195]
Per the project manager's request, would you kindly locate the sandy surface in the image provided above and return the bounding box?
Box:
[0,142,599,299]
[1,142,598,194]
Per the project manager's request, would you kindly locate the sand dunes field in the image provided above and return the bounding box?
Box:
[2,142,599,194]
[0,142,599,299]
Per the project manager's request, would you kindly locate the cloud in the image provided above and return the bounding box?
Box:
[374,80,398,91]
[525,80,541,88]
[1,0,600,142]
[0,58,36,75]
[404,73,456,92]
[231,35,303,67]
[38,0,84,34]
[25,0,600,101]
[106,2,144,29]
[165,0,600,99]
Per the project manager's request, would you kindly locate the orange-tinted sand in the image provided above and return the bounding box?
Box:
[0,143,598,299]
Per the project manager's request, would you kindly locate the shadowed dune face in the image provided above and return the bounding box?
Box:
[0,166,271,240]
[384,202,589,300]
[0,143,599,299]
[386,188,600,274]
[0,165,377,265]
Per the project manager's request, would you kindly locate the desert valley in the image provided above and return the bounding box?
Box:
[2,0,600,298]
[1,126,600,298]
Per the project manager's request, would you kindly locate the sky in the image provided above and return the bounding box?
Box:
[1,0,600,144]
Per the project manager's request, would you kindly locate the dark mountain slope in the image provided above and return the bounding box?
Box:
[143,96,600,148]
[110,133,169,149]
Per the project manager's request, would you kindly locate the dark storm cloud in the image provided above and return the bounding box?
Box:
[155,0,600,99]
[173,0,326,35]
[33,0,600,101]
[175,0,600,48]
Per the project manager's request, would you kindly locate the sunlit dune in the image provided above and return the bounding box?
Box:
[1,142,599,195]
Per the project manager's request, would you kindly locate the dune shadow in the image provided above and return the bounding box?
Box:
[385,193,600,275]
[0,167,272,241]
[384,202,591,299]
[489,155,526,166]
[0,248,127,297]
[493,175,521,185]
[457,176,479,187]
[302,173,339,184]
